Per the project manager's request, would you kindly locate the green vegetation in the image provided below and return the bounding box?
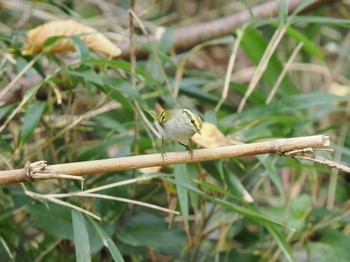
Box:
[0,1,349,261]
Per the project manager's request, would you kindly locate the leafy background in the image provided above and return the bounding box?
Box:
[0,0,349,261]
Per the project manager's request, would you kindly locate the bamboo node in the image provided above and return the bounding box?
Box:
[24,161,49,182]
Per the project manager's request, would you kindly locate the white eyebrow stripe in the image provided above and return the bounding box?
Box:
[182,109,194,120]
[183,109,200,129]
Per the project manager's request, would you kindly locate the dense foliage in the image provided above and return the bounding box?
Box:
[0,1,349,261]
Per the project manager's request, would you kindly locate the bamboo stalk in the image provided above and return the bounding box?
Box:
[0,135,335,185]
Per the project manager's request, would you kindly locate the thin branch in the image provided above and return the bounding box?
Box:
[291,154,350,173]
[26,100,121,159]
[48,173,165,196]
[238,24,288,112]
[327,123,348,209]
[0,55,40,100]
[215,29,244,112]
[25,190,101,220]
[266,42,304,104]
[0,235,14,259]
[1,134,348,186]
[129,10,173,93]
[24,173,177,222]
[54,193,180,215]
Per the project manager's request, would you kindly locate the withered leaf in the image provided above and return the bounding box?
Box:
[22,19,121,57]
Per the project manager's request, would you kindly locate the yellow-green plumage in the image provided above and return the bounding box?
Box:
[154,108,202,143]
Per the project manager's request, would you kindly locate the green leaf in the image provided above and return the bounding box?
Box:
[103,85,134,111]
[0,104,15,121]
[82,59,158,87]
[71,35,91,60]
[104,79,147,108]
[204,160,251,202]
[26,202,73,239]
[72,211,91,262]
[224,92,349,124]
[0,136,13,153]
[313,229,350,261]
[174,163,189,231]
[241,28,298,95]
[116,213,187,256]
[266,225,296,262]
[65,67,103,86]
[279,0,289,23]
[292,16,350,27]
[257,155,283,196]
[23,84,42,100]
[89,218,124,262]
[43,34,91,59]
[187,163,200,210]
[223,165,254,203]
[77,139,111,161]
[158,28,174,53]
[194,179,244,201]
[290,0,316,16]
[20,100,46,145]
[307,242,349,262]
[291,194,312,219]
[180,78,226,107]
[261,194,312,234]
[43,35,63,48]
[164,178,292,230]
[285,26,325,61]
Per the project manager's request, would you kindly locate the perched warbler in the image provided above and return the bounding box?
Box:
[152,108,203,153]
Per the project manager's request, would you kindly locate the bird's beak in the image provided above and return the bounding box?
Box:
[196,128,201,135]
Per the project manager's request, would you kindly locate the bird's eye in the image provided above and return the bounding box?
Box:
[191,119,195,124]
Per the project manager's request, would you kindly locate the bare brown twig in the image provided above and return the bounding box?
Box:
[1,135,348,185]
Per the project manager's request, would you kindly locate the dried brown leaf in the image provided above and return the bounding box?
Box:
[22,19,121,57]
[192,122,238,148]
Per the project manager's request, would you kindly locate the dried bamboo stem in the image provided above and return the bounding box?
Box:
[0,135,340,185]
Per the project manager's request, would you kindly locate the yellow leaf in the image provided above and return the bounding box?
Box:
[22,19,121,57]
[330,82,350,96]
[192,122,240,148]
[139,166,162,174]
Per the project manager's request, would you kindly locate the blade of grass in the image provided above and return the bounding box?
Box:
[239,26,297,112]
[0,84,42,133]
[164,178,294,230]
[72,210,91,262]
[266,224,296,262]
[224,92,349,124]
[285,26,324,62]
[88,218,124,262]
[175,163,189,233]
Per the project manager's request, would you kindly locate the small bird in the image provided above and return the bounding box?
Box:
[152,108,203,154]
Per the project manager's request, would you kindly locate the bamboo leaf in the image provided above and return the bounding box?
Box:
[89,218,124,262]
[267,225,296,262]
[20,100,46,145]
[72,211,91,262]
[174,163,189,231]
[164,178,292,230]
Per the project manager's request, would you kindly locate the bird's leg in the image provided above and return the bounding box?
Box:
[178,142,190,150]
[161,138,166,161]
[179,140,193,158]
[188,139,194,158]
